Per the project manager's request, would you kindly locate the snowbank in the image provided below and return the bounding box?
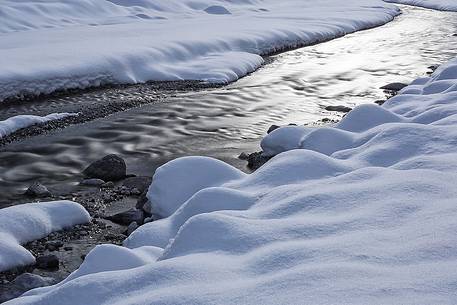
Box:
[0,0,400,101]
[0,201,90,272]
[7,58,457,304]
[384,0,457,11]
[0,113,78,138]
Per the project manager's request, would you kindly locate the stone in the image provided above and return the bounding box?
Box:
[267,124,280,134]
[106,208,144,226]
[238,152,249,160]
[374,100,386,105]
[127,222,139,235]
[122,176,152,193]
[24,182,51,198]
[247,152,272,171]
[325,105,352,113]
[35,255,59,270]
[83,154,126,181]
[46,240,63,251]
[101,181,115,188]
[80,178,105,187]
[380,82,408,92]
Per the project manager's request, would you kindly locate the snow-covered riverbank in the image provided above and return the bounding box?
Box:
[385,0,457,11]
[5,40,457,305]
[0,0,400,102]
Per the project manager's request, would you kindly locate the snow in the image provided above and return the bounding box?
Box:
[0,201,90,272]
[0,113,78,138]
[7,58,457,304]
[0,0,400,102]
[384,0,457,11]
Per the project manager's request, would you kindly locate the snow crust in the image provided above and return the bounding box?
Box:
[0,201,90,272]
[0,113,78,138]
[8,58,457,304]
[0,0,400,101]
[384,0,457,11]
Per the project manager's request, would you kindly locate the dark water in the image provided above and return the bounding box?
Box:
[1,6,456,205]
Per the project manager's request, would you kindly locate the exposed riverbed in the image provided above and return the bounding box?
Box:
[0,5,456,206]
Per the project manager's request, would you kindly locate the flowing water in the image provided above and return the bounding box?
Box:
[1,6,456,205]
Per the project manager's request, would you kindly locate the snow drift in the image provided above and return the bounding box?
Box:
[384,0,457,11]
[0,201,90,272]
[0,113,78,139]
[0,0,400,101]
[7,57,457,304]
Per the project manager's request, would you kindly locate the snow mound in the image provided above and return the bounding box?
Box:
[0,201,90,272]
[0,113,78,138]
[7,55,457,305]
[0,0,400,101]
[384,0,457,11]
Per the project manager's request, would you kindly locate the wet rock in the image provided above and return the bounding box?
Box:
[83,154,126,181]
[144,217,153,223]
[80,178,105,187]
[325,105,352,113]
[64,246,73,251]
[136,190,152,214]
[122,176,152,194]
[374,100,386,105]
[380,82,408,92]
[247,152,272,171]
[127,222,139,235]
[106,208,144,226]
[45,240,63,251]
[101,181,115,189]
[24,182,51,198]
[238,152,249,160]
[267,124,280,134]
[35,255,59,270]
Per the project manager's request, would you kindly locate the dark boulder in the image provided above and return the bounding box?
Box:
[106,208,144,226]
[247,152,272,171]
[122,176,152,194]
[380,82,408,92]
[35,255,59,270]
[267,124,280,134]
[24,182,51,198]
[83,154,126,181]
[324,105,352,113]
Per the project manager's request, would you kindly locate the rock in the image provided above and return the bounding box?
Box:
[24,182,51,198]
[247,152,271,171]
[380,82,408,92]
[101,181,115,188]
[127,222,139,235]
[374,100,386,105]
[64,246,73,251]
[106,208,144,226]
[122,176,152,194]
[80,178,105,187]
[45,240,63,251]
[136,190,152,214]
[325,105,352,113]
[144,217,153,223]
[35,255,59,270]
[238,152,249,160]
[83,154,126,181]
[267,124,280,134]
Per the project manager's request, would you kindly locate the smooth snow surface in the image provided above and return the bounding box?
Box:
[0,201,90,272]
[8,58,457,304]
[384,0,457,11]
[0,0,400,101]
[0,113,78,138]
